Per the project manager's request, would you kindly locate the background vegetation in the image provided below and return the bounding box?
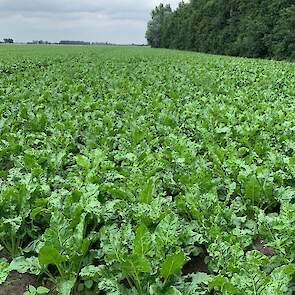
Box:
[146,0,295,60]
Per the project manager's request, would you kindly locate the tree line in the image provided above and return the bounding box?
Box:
[146,0,295,60]
[0,38,14,44]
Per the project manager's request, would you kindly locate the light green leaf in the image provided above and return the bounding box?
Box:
[139,178,155,204]
[80,265,105,279]
[121,254,152,274]
[166,286,182,295]
[133,224,151,256]
[56,277,76,295]
[0,259,10,284]
[245,176,261,202]
[160,252,186,279]
[289,155,295,165]
[36,286,50,294]
[29,285,36,292]
[10,256,41,275]
[75,155,91,170]
[155,214,179,252]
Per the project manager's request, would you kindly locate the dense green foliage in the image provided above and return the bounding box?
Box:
[0,45,295,294]
[146,1,295,60]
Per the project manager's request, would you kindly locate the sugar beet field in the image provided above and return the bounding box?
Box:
[0,45,295,295]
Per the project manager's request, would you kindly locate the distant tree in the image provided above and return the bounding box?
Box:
[3,38,14,44]
[145,4,172,48]
[59,40,90,45]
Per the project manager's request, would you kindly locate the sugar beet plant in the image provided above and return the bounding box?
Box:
[0,45,295,294]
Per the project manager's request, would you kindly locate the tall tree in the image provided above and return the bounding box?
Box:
[271,5,295,59]
[145,4,172,48]
[146,0,295,60]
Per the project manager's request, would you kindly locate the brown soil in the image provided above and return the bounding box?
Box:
[182,254,209,274]
[0,271,38,295]
[254,239,275,256]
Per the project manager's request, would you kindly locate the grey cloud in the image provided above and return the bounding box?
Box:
[0,0,183,43]
[0,0,151,15]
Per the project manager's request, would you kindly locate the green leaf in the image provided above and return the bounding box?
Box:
[139,178,155,204]
[29,285,36,293]
[160,252,186,280]
[209,275,236,293]
[166,286,182,295]
[36,286,50,294]
[0,259,10,284]
[56,277,76,295]
[155,214,179,252]
[282,264,295,275]
[184,272,212,294]
[84,280,93,289]
[75,155,91,170]
[133,224,151,256]
[31,207,45,219]
[38,245,66,265]
[10,256,41,275]
[80,265,105,279]
[289,155,295,165]
[121,254,152,274]
[245,176,261,203]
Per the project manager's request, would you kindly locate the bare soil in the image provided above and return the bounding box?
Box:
[0,271,38,295]
[182,254,209,274]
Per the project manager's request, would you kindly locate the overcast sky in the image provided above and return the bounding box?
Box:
[0,0,184,43]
